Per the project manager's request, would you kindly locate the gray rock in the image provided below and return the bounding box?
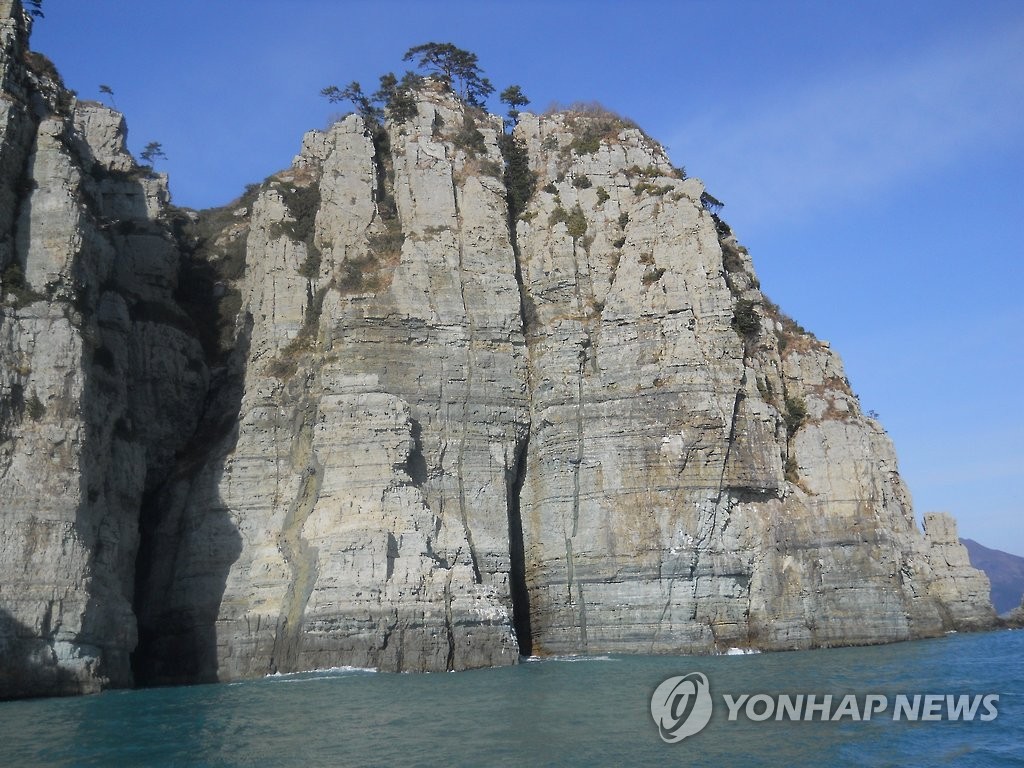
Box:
[0,4,208,697]
[0,14,996,698]
[512,107,995,654]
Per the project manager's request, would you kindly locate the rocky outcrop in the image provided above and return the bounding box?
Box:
[921,513,993,629]
[0,0,207,698]
[962,537,1024,615]
[509,109,995,654]
[133,89,526,681]
[0,2,996,698]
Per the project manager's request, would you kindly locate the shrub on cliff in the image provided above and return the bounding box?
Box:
[276,184,320,246]
[25,392,45,421]
[374,72,422,123]
[732,299,760,338]
[547,102,641,155]
[453,115,487,156]
[784,395,808,433]
[499,134,536,223]
[550,205,587,239]
[1,263,43,308]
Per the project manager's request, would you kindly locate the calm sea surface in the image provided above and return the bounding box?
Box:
[1,630,1021,766]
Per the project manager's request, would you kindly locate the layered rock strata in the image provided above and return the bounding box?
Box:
[134,89,526,682]
[510,111,994,654]
[0,0,995,698]
[0,1,207,697]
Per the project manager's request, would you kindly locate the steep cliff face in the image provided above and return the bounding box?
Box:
[0,1,208,698]
[0,2,995,698]
[133,87,526,681]
[510,111,994,653]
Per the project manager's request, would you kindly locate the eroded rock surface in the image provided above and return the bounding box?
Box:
[0,0,207,698]
[0,1,996,698]
[135,92,526,680]
[511,110,995,654]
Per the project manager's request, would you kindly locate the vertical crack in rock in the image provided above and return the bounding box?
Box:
[406,418,428,486]
[686,387,746,630]
[506,430,533,656]
[505,160,535,656]
[652,343,748,647]
[568,239,590,649]
[370,127,394,222]
[443,569,456,671]
[270,397,323,674]
[570,356,589,649]
[385,532,399,581]
[715,389,747,505]
[450,165,482,584]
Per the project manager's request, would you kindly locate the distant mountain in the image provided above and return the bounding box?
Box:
[962,539,1024,614]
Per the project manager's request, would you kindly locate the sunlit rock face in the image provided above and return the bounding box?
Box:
[510,111,993,655]
[134,91,527,681]
[0,1,994,698]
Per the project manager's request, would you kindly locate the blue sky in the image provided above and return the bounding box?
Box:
[33,1,1024,557]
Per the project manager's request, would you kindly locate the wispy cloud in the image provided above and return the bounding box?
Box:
[670,16,1024,228]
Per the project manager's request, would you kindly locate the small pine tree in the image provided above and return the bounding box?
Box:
[500,85,529,123]
[373,71,422,123]
[140,141,166,168]
[321,81,381,123]
[402,42,494,106]
[98,84,116,107]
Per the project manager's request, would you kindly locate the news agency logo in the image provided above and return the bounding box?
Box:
[651,672,1000,743]
[650,673,714,742]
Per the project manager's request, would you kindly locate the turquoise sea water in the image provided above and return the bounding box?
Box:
[1,630,1021,767]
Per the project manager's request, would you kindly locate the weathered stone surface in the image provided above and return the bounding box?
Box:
[136,90,526,680]
[921,512,993,629]
[511,108,995,655]
[0,1,208,698]
[71,102,133,173]
[0,13,996,699]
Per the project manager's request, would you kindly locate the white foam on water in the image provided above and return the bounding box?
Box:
[264,666,378,683]
[523,654,617,663]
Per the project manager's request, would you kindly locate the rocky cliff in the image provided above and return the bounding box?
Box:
[0,2,208,696]
[0,1,995,698]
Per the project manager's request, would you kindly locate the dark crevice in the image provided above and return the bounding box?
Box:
[499,133,536,255]
[406,418,428,486]
[130,317,250,686]
[498,130,538,337]
[270,395,324,675]
[449,159,481,585]
[385,533,398,581]
[500,124,537,658]
[676,388,746,636]
[444,572,456,671]
[507,431,532,657]
[716,389,747,505]
[369,126,397,221]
